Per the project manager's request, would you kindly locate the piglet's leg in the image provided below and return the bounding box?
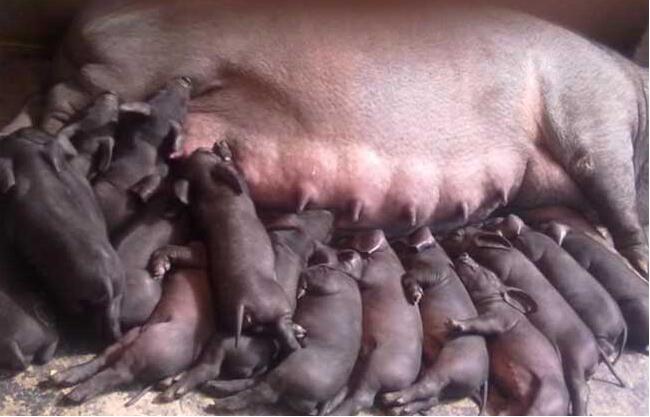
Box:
[200,378,257,398]
[149,242,207,279]
[329,363,380,416]
[388,396,439,416]
[3,341,28,371]
[211,381,278,411]
[526,377,570,416]
[276,315,303,352]
[328,383,376,416]
[65,364,135,404]
[401,273,424,305]
[446,314,507,337]
[381,373,444,411]
[52,327,140,387]
[565,366,589,416]
[35,339,59,365]
[318,385,348,415]
[156,373,185,390]
[158,336,228,402]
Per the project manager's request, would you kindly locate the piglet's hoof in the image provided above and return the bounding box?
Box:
[380,391,404,406]
[445,318,464,334]
[148,251,172,280]
[50,369,83,388]
[293,323,307,339]
[408,286,424,305]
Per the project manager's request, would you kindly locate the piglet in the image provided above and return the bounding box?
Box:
[328,230,423,415]
[449,254,570,415]
[0,244,58,373]
[0,127,125,340]
[487,215,627,361]
[50,265,214,404]
[157,209,334,402]
[442,227,618,415]
[541,221,649,351]
[210,245,363,414]
[111,188,191,329]
[169,145,300,351]
[92,77,190,235]
[264,209,335,308]
[380,227,488,415]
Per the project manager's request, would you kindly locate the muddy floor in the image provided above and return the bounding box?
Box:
[0,46,648,416]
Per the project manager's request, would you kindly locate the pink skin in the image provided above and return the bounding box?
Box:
[40,1,647,275]
[182,113,577,231]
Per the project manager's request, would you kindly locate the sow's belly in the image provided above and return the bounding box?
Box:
[184,112,583,232]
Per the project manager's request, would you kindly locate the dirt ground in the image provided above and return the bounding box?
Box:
[0,336,646,415]
[0,46,648,417]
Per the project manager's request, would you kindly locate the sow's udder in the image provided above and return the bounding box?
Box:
[183,113,546,230]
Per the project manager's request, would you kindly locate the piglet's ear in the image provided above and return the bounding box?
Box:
[119,102,152,117]
[408,227,436,253]
[503,287,537,315]
[348,230,387,255]
[338,250,363,279]
[0,158,16,194]
[211,164,245,195]
[212,140,233,162]
[473,232,512,250]
[173,179,191,205]
[45,141,68,173]
[57,121,81,143]
[95,136,114,173]
[165,121,184,157]
[56,128,79,158]
[261,212,301,231]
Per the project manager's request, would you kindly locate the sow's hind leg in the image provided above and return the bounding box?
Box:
[541,55,648,277]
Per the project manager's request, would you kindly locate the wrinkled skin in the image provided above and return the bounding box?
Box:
[41,0,648,276]
[111,189,191,329]
[441,227,604,415]
[0,127,124,340]
[157,210,334,402]
[50,267,214,404]
[92,77,190,235]
[449,254,570,415]
[540,221,649,352]
[169,147,300,351]
[380,227,488,415]
[210,246,363,415]
[328,230,422,415]
[0,243,58,374]
[487,215,627,359]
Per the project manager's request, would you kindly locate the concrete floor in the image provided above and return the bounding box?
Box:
[0,46,648,416]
